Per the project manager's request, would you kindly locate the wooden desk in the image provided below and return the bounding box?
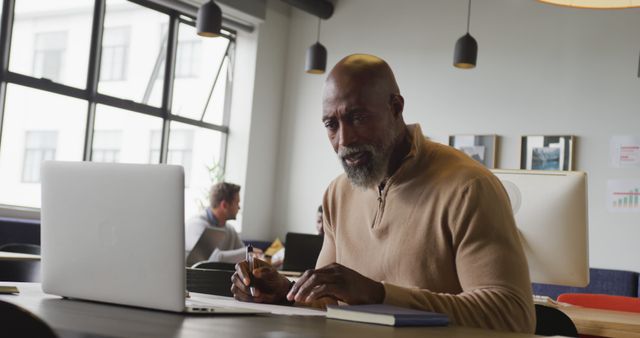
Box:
[0,282,548,338]
[0,251,40,261]
[560,305,640,338]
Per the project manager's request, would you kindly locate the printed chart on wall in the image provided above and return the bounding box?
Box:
[607,180,640,213]
[610,135,640,168]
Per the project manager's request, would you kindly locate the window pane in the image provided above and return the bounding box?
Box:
[10,0,93,88]
[100,27,130,82]
[169,122,223,222]
[171,23,230,124]
[93,105,163,164]
[0,84,87,207]
[22,131,57,182]
[92,130,122,163]
[98,0,168,107]
[149,128,195,187]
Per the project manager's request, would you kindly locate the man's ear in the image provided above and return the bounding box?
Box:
[390,94,404,119]
[219,200,228,210]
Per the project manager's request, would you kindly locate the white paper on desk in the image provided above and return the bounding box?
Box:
[190,293,326,317]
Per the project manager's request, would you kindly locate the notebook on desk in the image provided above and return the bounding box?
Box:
[40,161,264,315]
[326,304,449,327]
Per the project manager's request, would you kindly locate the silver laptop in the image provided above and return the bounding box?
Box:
[41,161,260,314]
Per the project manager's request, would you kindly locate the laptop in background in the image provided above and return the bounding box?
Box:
[282,232,324,273]
[40,161,261,314]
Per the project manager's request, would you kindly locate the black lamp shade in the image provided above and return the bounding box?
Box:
[305,42,327,74]
[454,33,478,69]
[197,1,222,37]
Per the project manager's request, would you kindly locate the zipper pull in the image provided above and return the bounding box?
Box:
[377,179,387,203]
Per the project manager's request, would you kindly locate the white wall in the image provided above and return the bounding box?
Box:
[271,0,640,272]
[225,0,290,240]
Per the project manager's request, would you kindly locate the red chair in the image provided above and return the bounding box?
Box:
[557,293,640,313]
[557,293,640,338]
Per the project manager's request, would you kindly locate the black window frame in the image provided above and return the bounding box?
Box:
[0,0,234,182]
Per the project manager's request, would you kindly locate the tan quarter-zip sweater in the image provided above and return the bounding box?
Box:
[317,124,535,333]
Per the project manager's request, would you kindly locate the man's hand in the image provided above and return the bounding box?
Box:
[286,263,385,305]
[231,258,291,304]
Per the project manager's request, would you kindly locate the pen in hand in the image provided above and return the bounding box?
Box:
[246,245,256,296]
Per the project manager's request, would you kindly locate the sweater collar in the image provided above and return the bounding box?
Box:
[386,123,427,185]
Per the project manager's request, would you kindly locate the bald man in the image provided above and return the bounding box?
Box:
[232,54,535,333]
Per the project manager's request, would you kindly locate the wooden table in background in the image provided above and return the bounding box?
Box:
[560,305,640,338]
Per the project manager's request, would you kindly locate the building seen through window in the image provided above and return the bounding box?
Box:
[101,27,130,81]
[150,129,194,187]
[22,131,57,183]
[175,40,201,78]
[92,130,122,163]
[32,31,67,83]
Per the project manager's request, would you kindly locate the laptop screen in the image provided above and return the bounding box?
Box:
[282,232,324,272]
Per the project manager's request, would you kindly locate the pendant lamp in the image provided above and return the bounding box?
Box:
[453,0,477,69]
[197,0,222,37]
[305,18,327,74]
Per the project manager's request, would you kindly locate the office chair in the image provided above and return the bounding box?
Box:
[0,242,41,282]
[186,267,234,297]
[0,243,41,255]
[191,261,236,270]
[0,259,41,282]
[0,300,57,338]
[534,304,579,337]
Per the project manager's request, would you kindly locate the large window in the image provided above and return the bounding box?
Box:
[0,0,235,214]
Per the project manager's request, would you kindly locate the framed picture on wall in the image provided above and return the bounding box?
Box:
[521,135,574,171]
[448,134,497,168]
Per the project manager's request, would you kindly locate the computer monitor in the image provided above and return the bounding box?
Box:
[282,232,324,272]
[491,169,589,287]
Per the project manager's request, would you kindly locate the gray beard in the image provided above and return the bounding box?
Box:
[338,133,396,189]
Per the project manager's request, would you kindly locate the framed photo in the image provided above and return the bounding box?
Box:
[521,135,574,171]
[449,134,497,168]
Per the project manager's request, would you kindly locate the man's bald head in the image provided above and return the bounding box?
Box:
[324,54,400,107]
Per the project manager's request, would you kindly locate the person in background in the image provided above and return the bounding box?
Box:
[231,54,535,333]
[185,182,260,263]
[315,205,324,236]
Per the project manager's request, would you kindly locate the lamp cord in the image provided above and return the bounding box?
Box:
[316,17,321,42]
[466,0,471,33]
